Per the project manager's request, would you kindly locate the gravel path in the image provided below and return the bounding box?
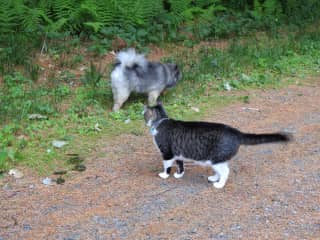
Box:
[1,80,319,240]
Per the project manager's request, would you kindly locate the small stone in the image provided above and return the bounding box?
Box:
[242,107,260,111]
[42,177,54,185]
[2,183,12,190]
[124,119,131,124]
[191,107,200,112]
[52,140,68,148]
[94,123,102,132]
[223,82,232,91]
[23,224,32,231]
[190,228,198,234]
[8,169,24,179]
[28,114,48,120]
[230,224,241,231]
[92,216,108,225]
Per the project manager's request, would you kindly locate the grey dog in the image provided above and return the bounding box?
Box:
[111,49,181,111]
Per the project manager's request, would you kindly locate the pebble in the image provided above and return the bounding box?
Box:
[92,216,108,225]
[230,224,241,231]
[2,183,12,190]
[52,140,68,148]
[124,119,131,124]
[42,177,54,185]
[223,82,232,91]
[23,224,32,231]
[8,169,24,179]
[191,107,200,112]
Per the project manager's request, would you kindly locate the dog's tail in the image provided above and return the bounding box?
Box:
[116,48,147,69]
[239,132,292,145]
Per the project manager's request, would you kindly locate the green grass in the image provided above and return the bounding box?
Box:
[1,29,320,174]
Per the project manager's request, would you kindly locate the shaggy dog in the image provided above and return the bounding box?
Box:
[111,49,181,111]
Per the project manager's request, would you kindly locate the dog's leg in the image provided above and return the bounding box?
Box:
[148,90,161,107]
[112,88,130,111]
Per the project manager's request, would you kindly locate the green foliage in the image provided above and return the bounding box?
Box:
[249,0,283,28]
[81,62,104,88]
[109,103,144,121]
[0,123,24,171]
[281,0,320,24]
[0,72,74,123]
[0,0,319,73]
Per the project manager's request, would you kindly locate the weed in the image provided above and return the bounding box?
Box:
[81,62,104,89]
[109,102,144,121]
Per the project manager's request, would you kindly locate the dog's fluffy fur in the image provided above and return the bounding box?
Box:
[111,49,181,111]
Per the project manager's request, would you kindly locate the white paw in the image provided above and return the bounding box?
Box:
[213,181,226,189]
[174,172,184,179]
[159,172,170,179]
[208,174,219,182]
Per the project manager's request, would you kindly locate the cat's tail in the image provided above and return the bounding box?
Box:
[239,132,293,145]
[116,48,147,69]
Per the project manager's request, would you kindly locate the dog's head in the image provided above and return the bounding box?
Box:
[166,64,182,88]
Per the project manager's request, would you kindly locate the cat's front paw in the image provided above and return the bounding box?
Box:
[159,172,170,179]
[208,174,219,182]
[174,172,184,179]
[213,181,226,189]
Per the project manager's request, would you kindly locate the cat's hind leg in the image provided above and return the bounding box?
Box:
[211,162,230,189]
[174,160,184,179]
[159,158,175,179]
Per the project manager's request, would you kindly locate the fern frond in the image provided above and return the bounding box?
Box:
[96,0,117,27]
[169,0,192,20]
[51,0,77,20]
[68,0,98,32]
[0,0,21,34]
[22,7,47,31]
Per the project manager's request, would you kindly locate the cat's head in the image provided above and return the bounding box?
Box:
[143,102,168,127]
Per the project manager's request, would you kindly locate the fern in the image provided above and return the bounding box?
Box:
[22,7,48,31]
[68,0,98,33]
[169,0,192,22]
[96,0,117,27]
[252,0,283,20]
[0,0,20,34]
[118,0,163,27]
[51,0,77,20]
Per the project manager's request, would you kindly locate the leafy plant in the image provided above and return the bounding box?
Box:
[81,62,104,89]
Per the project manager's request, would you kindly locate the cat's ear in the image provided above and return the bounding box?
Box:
[156,99,162,106]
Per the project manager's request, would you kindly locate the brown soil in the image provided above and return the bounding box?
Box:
[1,80,320,240]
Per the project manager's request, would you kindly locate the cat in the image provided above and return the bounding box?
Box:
[143,103,292,189]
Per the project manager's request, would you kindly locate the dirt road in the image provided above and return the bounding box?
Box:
[1,80,319,240]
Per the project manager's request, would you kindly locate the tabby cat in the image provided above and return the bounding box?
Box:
[144,104,292,189]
